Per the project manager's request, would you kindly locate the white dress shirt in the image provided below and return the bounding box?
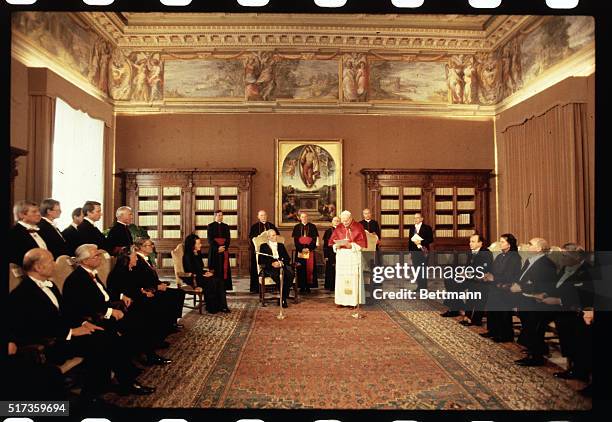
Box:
[18,221,47,249]
[81,266,113,319]
[268,241,280,259]
[414,222,422,234]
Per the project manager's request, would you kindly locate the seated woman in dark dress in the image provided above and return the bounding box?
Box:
[182,234,230,314]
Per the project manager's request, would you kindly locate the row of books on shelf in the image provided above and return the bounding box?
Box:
[162,215,181,226]
[163,187,181,196]
[435,214,453,224]
[195,187,215,196]
[138,200,159,211]
[435,214,472,225]
[435,229,454,238]
[219,199,238,210]
[194,215,239,226]
[435,187,453,196]
[434,187,476,196]
[403,200,421,210]
[435,201,453,210]
[195,200,215,210]
[381,214,399,225]
[162,230,182,239]
[381,199,400,209]
[457,201,476,210]
[139,215,158,226]
[138,187,159,197]
[381,229,400,237]
[458,213,472,224]
[162,200,181,211]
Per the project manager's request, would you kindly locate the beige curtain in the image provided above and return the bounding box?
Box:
[497,102,593,249]
[26,95,55,202]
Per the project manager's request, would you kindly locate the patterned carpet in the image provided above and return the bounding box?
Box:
[106,294,591,410]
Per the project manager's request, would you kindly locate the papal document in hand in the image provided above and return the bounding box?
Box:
[411,233,423,243]
[334,239,349,247]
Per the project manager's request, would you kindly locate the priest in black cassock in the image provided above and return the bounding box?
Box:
[248,210,279,293]
[105,206,134,256]
[323,216,340,291]
[207,210,233,291]
[359,208,381,250]
[292,211,319,292]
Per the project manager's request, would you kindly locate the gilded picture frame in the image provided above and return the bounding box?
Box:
[275,139,343,229]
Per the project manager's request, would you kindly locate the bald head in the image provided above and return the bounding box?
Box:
[257,210,268,223]
[23,248,55,279]
[529,237,550,253]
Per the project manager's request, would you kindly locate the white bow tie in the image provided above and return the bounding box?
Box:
[36,280,53,288]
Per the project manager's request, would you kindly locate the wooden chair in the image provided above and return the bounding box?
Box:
[51,255,76,294]
[253,232,298,306]
[9,263,24,292]
[171,243,204,314]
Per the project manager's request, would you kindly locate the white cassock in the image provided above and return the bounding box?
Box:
[333,244,366,306]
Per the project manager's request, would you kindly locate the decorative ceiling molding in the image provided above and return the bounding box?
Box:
[80,12,532,55]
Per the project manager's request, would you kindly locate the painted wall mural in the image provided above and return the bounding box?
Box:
[370,61,448,103]
[12,12,112,95]
[12,13,594,107]
[165,59,243,99]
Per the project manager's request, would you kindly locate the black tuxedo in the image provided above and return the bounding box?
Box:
[8,276,136,394]
[105,222,133,256]
[76,219,105,249]
[130,255,185,327]
[258,242,294,300]
[37,218,69,259]
[550,263,594,375]
[248,221,280,292]
[407,223,433,251]
[464,248,494,324]
[8,223,43,265]
[61,225,80,257]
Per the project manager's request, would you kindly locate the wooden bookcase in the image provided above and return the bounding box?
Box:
[361,169,492,254]
[120,168,256,276]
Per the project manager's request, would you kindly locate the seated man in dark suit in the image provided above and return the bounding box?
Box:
[63,244,171,366]
[461,233,494,326]
[8,200,48,265]
[511,237,559,366]
[258,229,294,308]
[61,207,83,257]
[130,237,186,333]
[38,198,69,259]
[105,206,134,256]
[76,200,105,249]
[8,248,154,402]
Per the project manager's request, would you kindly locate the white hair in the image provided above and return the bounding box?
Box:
[340,210,352,219]
[115,206,132,218]
[75,244,98,262]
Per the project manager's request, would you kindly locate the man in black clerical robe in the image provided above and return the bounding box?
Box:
[105,206,134,256]
[359,208,381,250]
[248,210,280,293]
[207,210,233,291]
[292,211,319,292]
[323,216,340,291]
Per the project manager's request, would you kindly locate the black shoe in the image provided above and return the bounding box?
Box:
[221,307,231,313]
[516,356,545,366]
[554,369,589,381]
[440,310,460,317]
[299,288,306,293]
[479,332,495,338]
[305,287,311,293]
[282,300,288,308]
[118,381,156,396]
[144,353,172,366]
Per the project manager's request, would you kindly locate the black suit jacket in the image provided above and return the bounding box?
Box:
[359,219,381,239]
[38,219,69,259]
[518,255,558,295]
[76,219,105,249]
[553,263,594,310]
[129,255,161,297]
[466,248,494,281]
[8,276,73,345]
[258,242,291,272]
[61,225,80,257]
[490,251,522,287]
[105,222,133,256]
[62,266,118,326]
[407,223,433,251]
[8,223,42,265]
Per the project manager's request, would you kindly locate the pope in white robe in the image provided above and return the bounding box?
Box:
[328,210,368,306]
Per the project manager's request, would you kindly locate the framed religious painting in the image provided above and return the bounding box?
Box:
[275,139,343,228]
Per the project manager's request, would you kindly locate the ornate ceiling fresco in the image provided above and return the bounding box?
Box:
[11,12,594,116]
